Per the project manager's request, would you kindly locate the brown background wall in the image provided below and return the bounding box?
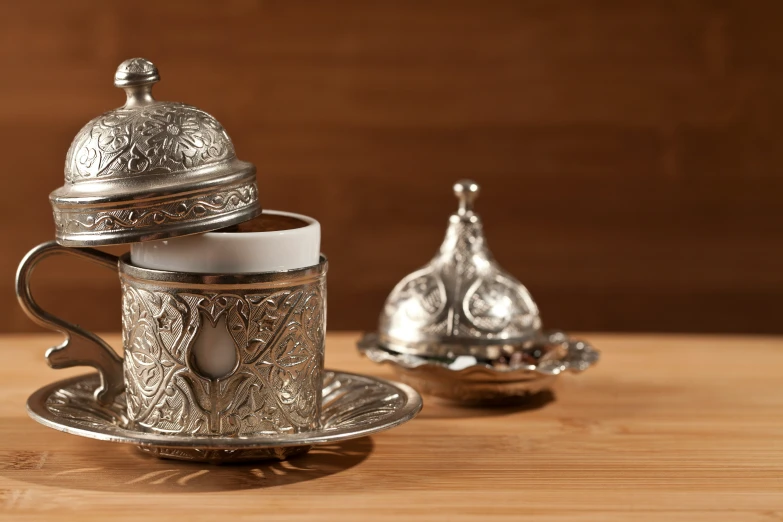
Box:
[2,0,781,334]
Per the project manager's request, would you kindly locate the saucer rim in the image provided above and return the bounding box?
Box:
[27,370,422,450]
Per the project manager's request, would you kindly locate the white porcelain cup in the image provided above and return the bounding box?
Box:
[127,210,322,391]
[130,210,321,274]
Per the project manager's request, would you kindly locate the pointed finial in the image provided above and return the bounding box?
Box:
[114,58,159,107]
[453,179,480,216]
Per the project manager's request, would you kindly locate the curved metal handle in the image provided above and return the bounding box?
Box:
[16,241,124,405]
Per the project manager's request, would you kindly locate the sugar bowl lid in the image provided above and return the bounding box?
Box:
[50,58,261,246]
[378,180,542,359]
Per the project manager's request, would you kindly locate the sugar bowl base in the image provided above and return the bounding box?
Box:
[358,331,599,404]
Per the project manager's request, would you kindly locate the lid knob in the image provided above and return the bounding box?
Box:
[114,57,159,107]
[453,179,480,216]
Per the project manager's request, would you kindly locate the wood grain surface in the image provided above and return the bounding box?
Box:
[2,1,783,334]
[0,332,781,521]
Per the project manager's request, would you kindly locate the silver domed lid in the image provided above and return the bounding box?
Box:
[50,58,261,247]
[379,180,542,359]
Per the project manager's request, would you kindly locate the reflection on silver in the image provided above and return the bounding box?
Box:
[118,254,328,436]
[17,241,330,437]
[360,180,599,403]
[379,180,541,359]
[27,371,422,463]
[50,58,261,247]
[359,331,598,403]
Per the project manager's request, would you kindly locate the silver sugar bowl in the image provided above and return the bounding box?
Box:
[359,180,599,403]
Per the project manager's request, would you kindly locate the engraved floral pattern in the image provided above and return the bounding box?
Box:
[52,182,257,236]
[120,277,326,436]
[65,102,234,182]
[141,110,205,168]
[381,217,540,342]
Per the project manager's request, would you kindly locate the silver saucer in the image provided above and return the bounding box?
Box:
[358,331,599,403]
[28,370,422,463]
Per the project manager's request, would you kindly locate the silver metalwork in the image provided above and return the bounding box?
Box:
[27,370,422,463]
[119,255,326,435]
[51,57,261,247]
[359,331,598,403]
[379,180,541,359]
[359,180,599,402]
[17,240,328,438]
[16,242,125,404]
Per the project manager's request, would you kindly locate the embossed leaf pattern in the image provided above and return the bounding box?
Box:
[122,288,168,420]
[301,287,325,343]
[124,288,200,432]
[115,144,150,173]
[256,325,312,382]
[67,103,235,181]
[70,112,135,179]
[177,372,212,414]
[245,293,280,346]
[226,297,249,353]
[176,370,255,435]
[136,289,193,364]
[242,290,303,364]
[121,282,324,435]
[254,323,319,426]
[229,384,291,434]
[215,372,255,435]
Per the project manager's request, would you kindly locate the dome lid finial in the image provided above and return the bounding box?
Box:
[114,57,160,87]
[50,58,261,247]
[114,58,160,107]
[453,179,479,216]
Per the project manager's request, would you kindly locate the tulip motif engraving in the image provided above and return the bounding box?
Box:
[121,279,324,436]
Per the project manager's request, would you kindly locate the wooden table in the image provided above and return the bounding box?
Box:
[1,332,781,521]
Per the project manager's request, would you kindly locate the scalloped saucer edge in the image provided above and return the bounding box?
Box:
[358,331,599,403]
[27,370,422,463]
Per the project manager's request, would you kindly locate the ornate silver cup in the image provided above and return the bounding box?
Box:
[17,241,327,437]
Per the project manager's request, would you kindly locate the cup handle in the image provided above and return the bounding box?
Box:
[16,240,125,405]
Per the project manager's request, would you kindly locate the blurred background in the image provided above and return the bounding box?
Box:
[2,1,781,334]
